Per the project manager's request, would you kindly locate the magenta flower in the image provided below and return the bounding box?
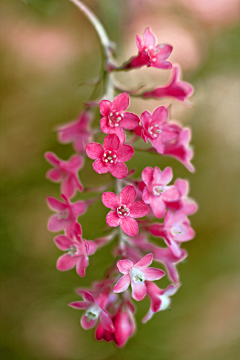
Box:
[113,253,165,301]
[142,166,180,218]
[102,185,149,237]
[45,152,83,198]
[100,93,139,144]
[113,306,136,348]
[69,291,115,332]
[46,194,87,233]
[143,282,180,323]
[141,106,178,154]
[123,28,172,70]
[54,223,96,277]
[163,127,195,172]
[57,111,93,153]
[86,134,134,179]
[142,64,193,104]
[165,178,198,215]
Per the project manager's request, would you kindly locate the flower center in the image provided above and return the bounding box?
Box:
[108,111,124,128]
[143,46,159,63]
[171,225,183,236]
[85,305,101,322]
[153,185,165,196]
[67,244,78,256]
[117,204,130,218]
[129,268,145,283]
[57,208,69,220]
[148,124,162,139]
[102,150,117,164]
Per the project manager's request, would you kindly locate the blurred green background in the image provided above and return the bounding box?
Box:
[1,0,240,359]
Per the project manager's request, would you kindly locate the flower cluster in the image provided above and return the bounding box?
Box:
[45,20,197,348]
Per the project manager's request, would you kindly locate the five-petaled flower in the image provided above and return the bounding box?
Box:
[100,93,139,144]
[123,28,172,70]
[102,185,149,237]
[54,222,96,277]
[86,134,134,179]
[142,166,180,218]
[57,111,93,153]
[46,194,87,233]
[45,152,84,198]
[140,106,178,154]
[143,64,193,105]
[69,291,115,332]
[113,253,165,301]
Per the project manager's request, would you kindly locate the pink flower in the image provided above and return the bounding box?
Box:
[113,305,136,348]
[113,253,165,301]
[45,152,83,198]
[142,282,180,323]
[86,134,134,179]
[163,127,195,172]
[165,178,198,215]
[69,291,115,332]
[57,111,93,153]
[141,106,178,154]
[54,223,96,277]
[142,166,180,218]
[142,64,193,104]
[46,194,87,233]
[100,93,139,144]
[123,28,172,70]
[102,185,149,237]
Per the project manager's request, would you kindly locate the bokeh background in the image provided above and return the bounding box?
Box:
[1,0,240,359]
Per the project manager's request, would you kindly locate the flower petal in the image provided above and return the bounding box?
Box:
[103,134,120,150]
[46,197,66,211]
[86,142,103,159]
[102,192,119,209]
[143,28,156,47]
[46,169,62,182]
[150,196,166,219]
[129,201,149,218]
[54,235,73,250]
[162,186,179,202]
[121,112,139,130]
[120,217,139,237]
[81,314,98,330]
[57,254,78,271]
[109,162,128,179]
[113,274,131,293]
[106,211,120,227]
[120,185,136,206]
[100,100,111,116]
[68,301,89,309]
[135,253,153,268]
[67,154,84,170]
[45,152,60,166]
[117,259,134,274]
[131,281,147,301]
[93,159,109,174]
[99,312,115,332]
[143,268,165,281]
[73,201,87,216]
[152,106,168,126]
[112,93,129,111]
[142,166,154,186]
[136,35,143,51]
[48,214,66,232]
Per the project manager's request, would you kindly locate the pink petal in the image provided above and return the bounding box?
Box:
[140,111,151,128]
[152,106,168,126]
[103,134,120,150]
[175,179,188,196]
[109,162,128,179]
[113,274,131,293]
[81,291,95,303]
[48,214,66,232]
[76,256,88,277]
[117,259,134,274]
[129,201,149,218]
[120,185,136,206]
[106,211,120,227]
[93,159,109,174]
[151,138,164,154]
[102,192,119,209]
[168,240,182,258]
[162,186,179,202]
[68,301,89,309]
[131,281,147,301]
[117,144,134,162]
[45,152,60,166]
[62,176,76,198]
[100,117,109,134]
[67,154,84,170]
[86,142,103,159]
[57,254,78,271]
[46,169,62,182]
[135,253,153,268]
[81,314,98,330]
[143,268,165,281]
[136,35,143,51]
[46,197,66,211]
[99,312,115,332]
[150,196,166,219]
[155,166,172,185]
[120,217,139,237]
[142,186,150,203]
[112,93,129,112]
[54,235,73,250]
[112,126,126,144]
[100,100,111,116]
[121,112,139,130]
[143,28,156,47]
[142,166,154,186]
[86,240,96,255]
[161,129,178,142]
[73,201,87,216]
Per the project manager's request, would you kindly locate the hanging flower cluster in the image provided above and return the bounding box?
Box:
[45,6,197,349]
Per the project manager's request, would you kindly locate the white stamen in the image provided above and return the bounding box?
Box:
[105,159,108,163]
[103,154,107,157]
[115,124,119,127]
[110,160,113,163]
[113,155,117,158]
